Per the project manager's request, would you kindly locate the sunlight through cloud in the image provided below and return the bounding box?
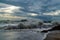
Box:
[28,13,38,16]
[0,6,21,13]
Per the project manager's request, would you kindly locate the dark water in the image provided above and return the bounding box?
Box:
[0,29,48,40]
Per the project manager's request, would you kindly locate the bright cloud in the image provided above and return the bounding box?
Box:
[43,10,60,16]
[0,13,26,19]
[0,6,21,13]
[28,13,38,16]
[0,3,27,20]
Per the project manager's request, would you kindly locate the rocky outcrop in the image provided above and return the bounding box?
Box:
[4,26,18,30]
[48,25,60,31]
[4,23,38,30]
[41,25,60,32]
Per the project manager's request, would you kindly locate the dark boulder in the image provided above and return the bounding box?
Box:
[48,25,60,31]
[4,26,18,30]
[20,19,27,22]
[41,25,60,33]
[41,30,48,33]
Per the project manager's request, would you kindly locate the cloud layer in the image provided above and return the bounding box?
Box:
[0,3,27,20]
[0,0,60,20]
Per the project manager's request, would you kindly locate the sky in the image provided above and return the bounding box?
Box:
[0,0,60,21]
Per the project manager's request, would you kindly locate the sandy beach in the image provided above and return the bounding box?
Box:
[44,31,60,40]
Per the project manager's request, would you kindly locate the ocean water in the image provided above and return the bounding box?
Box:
[0,30,48,40]
[0,23,54,40]
[0,23,18,27]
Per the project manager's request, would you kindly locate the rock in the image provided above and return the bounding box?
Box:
[41,25,60,33]
[44,31,60,40]
[20,19,27,22]
[49,25,60,31]
[4,26,18,30]
[41,30,48,33]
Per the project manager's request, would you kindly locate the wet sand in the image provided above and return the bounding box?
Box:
[44,31,60,40]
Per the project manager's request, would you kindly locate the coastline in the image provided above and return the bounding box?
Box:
[44,31,60,40]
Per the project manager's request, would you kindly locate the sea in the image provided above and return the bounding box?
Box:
[0,23,54,40]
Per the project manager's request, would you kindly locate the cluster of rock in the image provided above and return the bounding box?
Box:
[3,22,43,30]
[41,24,60,32]
[2,19,60,31]
[43,23,60,40]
